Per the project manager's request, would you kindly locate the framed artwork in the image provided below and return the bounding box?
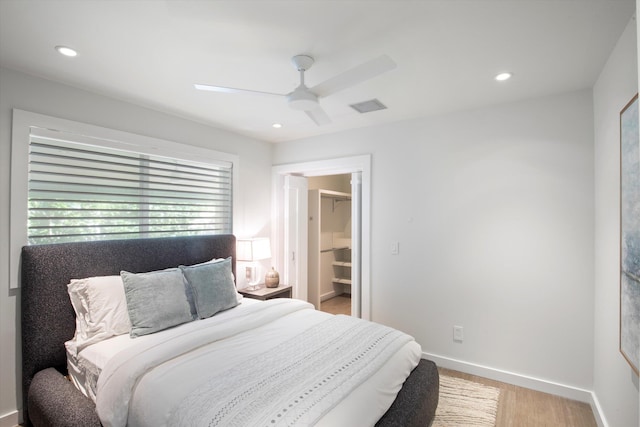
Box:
[620,93,639,376]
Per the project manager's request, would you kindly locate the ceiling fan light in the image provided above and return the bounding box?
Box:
[287,87,318,111]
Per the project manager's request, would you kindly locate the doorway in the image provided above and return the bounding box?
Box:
[271,155,371,320]
[308,177,352,315]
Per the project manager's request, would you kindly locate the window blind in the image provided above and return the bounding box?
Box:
[28,133,233,244]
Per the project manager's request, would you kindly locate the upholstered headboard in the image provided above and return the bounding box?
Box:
[21,234,236,426]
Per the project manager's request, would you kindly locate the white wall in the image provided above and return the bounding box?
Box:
[0,67,273,423]
[593,17,639,427]
[274,89,596,395]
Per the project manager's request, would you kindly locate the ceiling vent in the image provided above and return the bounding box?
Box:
[349,99,387,114]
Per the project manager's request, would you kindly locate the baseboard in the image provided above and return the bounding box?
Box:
[320,290,338,302]
[0,410,19,427]
[320,290,350,302]
[589,392,609,427]
[423,352,594,403]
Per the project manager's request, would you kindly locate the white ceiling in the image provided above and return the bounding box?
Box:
[0,0,635,143]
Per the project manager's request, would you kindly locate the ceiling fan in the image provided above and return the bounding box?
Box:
[194,54,396,126]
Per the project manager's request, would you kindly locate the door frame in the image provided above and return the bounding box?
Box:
[271,155,372,320]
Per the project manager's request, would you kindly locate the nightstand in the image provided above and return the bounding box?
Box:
[239,285,292,301]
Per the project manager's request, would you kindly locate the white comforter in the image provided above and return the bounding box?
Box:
[95,299,420,427]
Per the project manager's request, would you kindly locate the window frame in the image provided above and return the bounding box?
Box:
[10,109,239,289]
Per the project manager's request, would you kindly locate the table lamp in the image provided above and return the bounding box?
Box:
[237,238,271,290]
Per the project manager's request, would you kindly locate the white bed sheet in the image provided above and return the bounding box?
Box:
[67,298,263,402]
[70,298,421,426]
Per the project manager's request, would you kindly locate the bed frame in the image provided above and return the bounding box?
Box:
[21,234,439,426]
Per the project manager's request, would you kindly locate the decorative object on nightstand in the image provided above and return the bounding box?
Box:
[237,237,271,291]
[265,267,280,288]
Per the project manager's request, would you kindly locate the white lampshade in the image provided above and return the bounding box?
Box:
[237,238,271,262]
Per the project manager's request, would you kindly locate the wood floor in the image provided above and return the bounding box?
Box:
[440,368,597,427]
[320,294,351,315]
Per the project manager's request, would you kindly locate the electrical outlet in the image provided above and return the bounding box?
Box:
[453,325,464,342]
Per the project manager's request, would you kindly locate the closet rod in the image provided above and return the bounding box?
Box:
[320,191,351,201]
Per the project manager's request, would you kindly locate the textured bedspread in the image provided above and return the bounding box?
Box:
[96,299,415,427]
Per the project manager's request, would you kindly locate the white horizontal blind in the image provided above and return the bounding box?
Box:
[28,134,232,244]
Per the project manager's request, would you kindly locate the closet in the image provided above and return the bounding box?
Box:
[308,189,352,310]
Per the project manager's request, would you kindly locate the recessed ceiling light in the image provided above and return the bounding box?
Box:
[495,72,512,81]
[55,45,78,57]
[272,123,282,129]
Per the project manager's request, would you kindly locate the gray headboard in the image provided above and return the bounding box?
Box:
[21,234,236,426]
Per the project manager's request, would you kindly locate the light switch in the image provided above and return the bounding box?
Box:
[391,241,399,255]
[453,326,464,342]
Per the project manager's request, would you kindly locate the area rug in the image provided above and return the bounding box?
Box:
[433,375,501,427]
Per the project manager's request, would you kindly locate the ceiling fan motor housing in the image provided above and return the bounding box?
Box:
[288,86,319,110]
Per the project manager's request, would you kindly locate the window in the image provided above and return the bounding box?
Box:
[10,109,238,288]
[28,132,232,244]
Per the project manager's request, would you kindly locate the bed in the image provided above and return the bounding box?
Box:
[21,234,439,426]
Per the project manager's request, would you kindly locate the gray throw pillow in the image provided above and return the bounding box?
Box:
[121,268,193,338]
[180,257,238,319]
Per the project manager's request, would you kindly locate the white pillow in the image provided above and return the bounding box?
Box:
[66,275,131,355]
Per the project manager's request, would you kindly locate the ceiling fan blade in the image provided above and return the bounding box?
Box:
[194,84,285,98]
[310,54,397,98]
[305,106,331,126]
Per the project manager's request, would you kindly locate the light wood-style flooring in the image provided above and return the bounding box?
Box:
[320,294,351,315]
[440,368,597,427]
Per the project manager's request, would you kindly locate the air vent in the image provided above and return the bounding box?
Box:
[349,99,387,114]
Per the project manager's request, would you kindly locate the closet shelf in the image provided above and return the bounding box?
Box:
[332,261,352,267]
[321,246,350,253]
[332,278,352,285]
